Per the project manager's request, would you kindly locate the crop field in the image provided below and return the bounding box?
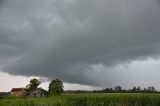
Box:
[1,93,160,106]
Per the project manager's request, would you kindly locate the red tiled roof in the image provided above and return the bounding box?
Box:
[11,88,25,92]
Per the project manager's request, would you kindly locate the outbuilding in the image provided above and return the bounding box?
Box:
[30,88,46,97]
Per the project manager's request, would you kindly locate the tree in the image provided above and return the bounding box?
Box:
[26,78,41,92]
[136,86,141,92]
[132,86,137,92]
[147,86,155,92]
[48,79,64,95]
[115,86,122,91]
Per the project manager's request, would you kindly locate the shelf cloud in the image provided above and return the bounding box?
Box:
[0,0,160,87]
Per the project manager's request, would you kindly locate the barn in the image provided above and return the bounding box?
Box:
[10,88,27,96]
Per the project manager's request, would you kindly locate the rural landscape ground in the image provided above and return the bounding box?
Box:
[1,93,160,106]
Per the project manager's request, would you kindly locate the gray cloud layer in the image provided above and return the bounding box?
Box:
[1,0,160,87]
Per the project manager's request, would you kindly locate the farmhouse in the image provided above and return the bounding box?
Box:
[10,88,27,96]
[30,88,46,97]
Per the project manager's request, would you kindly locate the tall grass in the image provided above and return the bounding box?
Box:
[1,93,160,106]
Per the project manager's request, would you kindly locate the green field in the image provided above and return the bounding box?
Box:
[1,93,160,106]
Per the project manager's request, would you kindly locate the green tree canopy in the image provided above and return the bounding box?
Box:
[26,78,41,91]
[48,79,64,95]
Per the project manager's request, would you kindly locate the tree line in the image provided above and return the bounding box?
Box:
[99,86,157,93]
[26,78,158,95]
[65,86,158,93]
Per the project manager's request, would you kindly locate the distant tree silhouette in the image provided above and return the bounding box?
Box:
[115,86,122,91]
[147,86,155,92]
[132,86,137,92]
[137,86,141,92]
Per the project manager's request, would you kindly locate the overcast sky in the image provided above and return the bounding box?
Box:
[1,0,160,92]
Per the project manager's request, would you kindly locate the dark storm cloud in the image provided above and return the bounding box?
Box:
[0,0,5,6]
[1,0,160,86]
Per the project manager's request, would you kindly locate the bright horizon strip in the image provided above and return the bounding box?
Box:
[0,71,101,92]
[1,58,160,92]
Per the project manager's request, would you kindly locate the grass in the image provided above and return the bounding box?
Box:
[1,93,160,106]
